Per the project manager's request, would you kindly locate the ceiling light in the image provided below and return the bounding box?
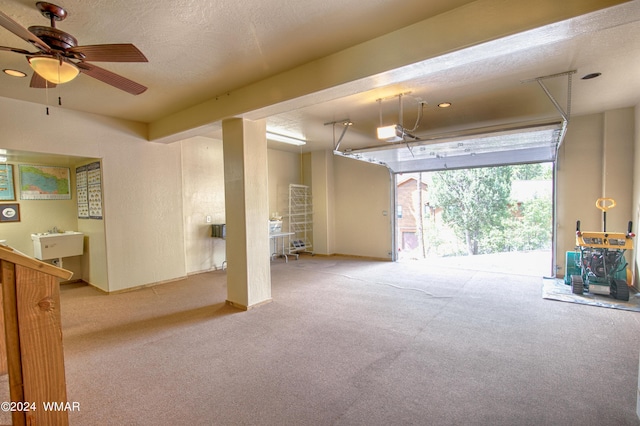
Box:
[438,102,452,108]
[266,132,306,146]
[581,72,602,80]
[376,95,423,143]
[377,124,402,140]
[377,95,407,142]
[3,69,26,78]
[28,56,79,84]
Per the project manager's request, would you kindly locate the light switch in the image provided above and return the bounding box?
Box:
[206,215,212,223]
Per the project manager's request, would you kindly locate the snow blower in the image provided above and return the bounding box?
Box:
[564,198,634,301]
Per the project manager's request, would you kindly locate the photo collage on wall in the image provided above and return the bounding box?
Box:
[76,162,103,219]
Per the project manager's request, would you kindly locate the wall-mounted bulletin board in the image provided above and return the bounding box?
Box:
[76,161,103,219]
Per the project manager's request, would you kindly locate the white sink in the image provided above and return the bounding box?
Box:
[31,231,84,260]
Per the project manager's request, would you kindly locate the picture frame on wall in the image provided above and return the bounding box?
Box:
[0,164,15,201]
[19,164,71,200]
[0,203,20,222]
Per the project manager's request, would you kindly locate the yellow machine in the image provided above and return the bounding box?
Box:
[564,198,634,301]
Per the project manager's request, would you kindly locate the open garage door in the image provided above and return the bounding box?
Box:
[333,120,564,173]
[334,120,561,275]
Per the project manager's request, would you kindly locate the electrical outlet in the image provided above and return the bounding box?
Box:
[206,215,212,223]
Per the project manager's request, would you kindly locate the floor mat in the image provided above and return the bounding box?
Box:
[542,278,640,312]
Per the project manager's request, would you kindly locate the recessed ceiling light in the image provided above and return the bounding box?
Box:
[438,102,452,108]
[3,69,26,78]
[581,72,602,80]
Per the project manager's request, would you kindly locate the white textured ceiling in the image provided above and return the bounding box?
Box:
[0,0,639,154]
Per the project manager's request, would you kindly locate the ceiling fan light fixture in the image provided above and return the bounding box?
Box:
[28,56,79,84]
[438,102,452,108]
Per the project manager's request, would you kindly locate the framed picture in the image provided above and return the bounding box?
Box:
[19,164,71,200]
[0,164,15,201]
[0,203,20,222]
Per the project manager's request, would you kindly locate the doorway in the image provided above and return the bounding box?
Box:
[395,163,554,276]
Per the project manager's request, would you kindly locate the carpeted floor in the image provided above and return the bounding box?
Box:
[1,255,639,425]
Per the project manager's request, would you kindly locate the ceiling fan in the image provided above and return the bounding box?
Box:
[0,2,147,95]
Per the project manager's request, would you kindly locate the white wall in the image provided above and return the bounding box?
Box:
[311,150,336,255]
[333,156,392,259]
[181,136,226,274]
[556,114,604,277]
[556,108,635,279]
[0,97,186,292]
[268,149,302,217]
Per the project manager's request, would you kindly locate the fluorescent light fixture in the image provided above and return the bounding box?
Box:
[28,56,79,84]
[266,131,306,146]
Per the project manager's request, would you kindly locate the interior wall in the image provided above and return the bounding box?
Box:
[181,136,226,274]
[311,150,336,255]
[101,136,184,292]
[268,149,302,218]
[602,108,635,233]
[556,108,635,280]
[0,97,186,292]
[333,156,392,259]
[75,159,108,290]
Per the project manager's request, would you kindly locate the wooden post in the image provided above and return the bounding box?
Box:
[2,260,23,426]
[0,245,72,425]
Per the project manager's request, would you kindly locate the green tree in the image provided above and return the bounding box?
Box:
[517,197,553,250]
[511,163,553,180]
[430,166,513,255]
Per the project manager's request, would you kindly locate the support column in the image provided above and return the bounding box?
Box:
[222,118,272,310]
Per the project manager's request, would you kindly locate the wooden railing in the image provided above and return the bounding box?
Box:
[0,245,72,425]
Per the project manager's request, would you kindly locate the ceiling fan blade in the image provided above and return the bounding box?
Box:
[76,62,147,95]
[0,45,31,55]
[30,72,55,89]
[0,10,50,52]
[69,44,148,62]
